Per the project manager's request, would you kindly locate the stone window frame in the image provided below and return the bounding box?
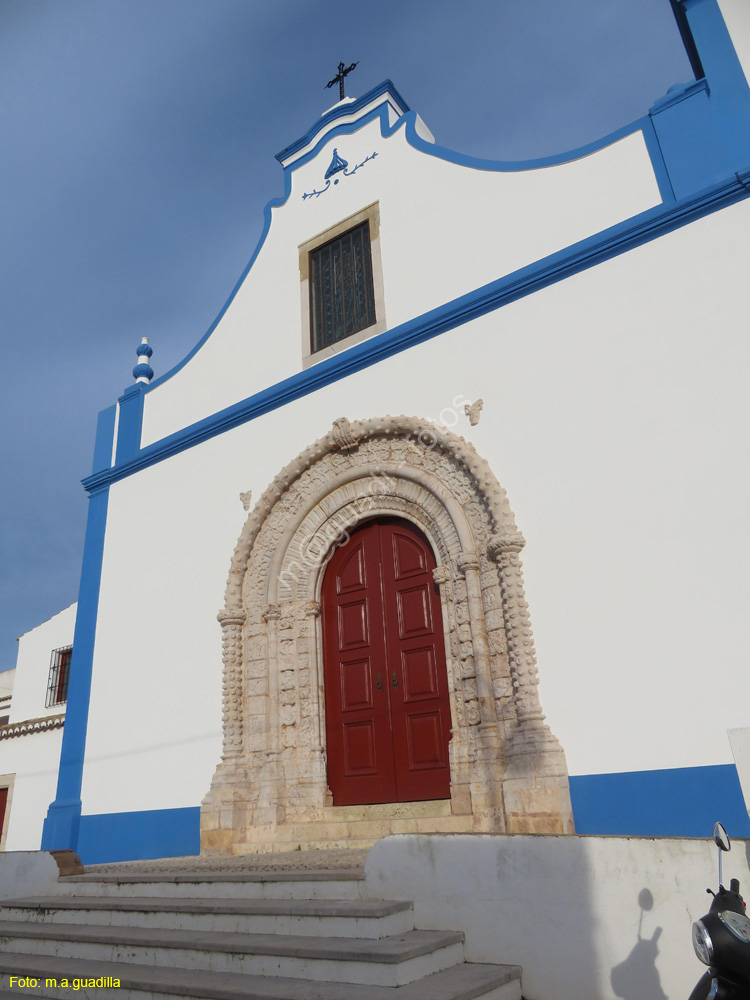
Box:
[203,415,573,851]
[299,203,387,369]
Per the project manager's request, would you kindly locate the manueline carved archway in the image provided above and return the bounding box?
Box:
[201,415,574,854]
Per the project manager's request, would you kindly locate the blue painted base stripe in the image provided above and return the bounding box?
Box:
[75,806,200,865]
[570,764,750,838]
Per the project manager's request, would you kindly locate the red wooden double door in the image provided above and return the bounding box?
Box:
[322,518,452,805]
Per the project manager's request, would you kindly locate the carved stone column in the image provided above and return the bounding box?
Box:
[455,552,497,732]
[486,533,545,727]
[434,565,472,817]
[216,606,246,761]
[487,532,575,835]
[304,600,323,751]
[262,604,282,754]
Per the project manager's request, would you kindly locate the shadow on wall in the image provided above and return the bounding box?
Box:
[611,889,668,1000]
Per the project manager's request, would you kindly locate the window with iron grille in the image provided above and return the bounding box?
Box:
[46,646,72,708]
[309,220,376,353]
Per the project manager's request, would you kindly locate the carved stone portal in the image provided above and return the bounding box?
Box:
[201,415,574,854]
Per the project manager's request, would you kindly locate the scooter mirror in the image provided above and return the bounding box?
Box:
[714,822,731,852]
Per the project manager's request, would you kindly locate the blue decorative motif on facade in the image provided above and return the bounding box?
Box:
[324,148,348,179]
[303,150,378,200]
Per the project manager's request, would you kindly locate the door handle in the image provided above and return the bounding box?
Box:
[391,671,398,689]
[376,673,382,691]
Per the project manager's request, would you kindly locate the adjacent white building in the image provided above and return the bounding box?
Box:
[1,0,744,865]
[0,605,75,852]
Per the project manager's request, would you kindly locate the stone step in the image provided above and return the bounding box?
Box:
[0,920,466,987]
[53,870,367,901]
[236,816,474,848]
[230,838,381,854]
[321,799,453,822]
[0,953,523,999]
[0,895,414,938]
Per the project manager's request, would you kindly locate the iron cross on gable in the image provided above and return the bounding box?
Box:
[326,61,358,101]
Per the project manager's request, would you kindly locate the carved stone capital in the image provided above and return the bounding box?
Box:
[331,417,360,452]
[456,552,480,576]
[304,600,321,618]
[217,607,246,627]
[432,566,448,586]
[487,532,526,561]
[239,490,253,511]
[262,604,282,622]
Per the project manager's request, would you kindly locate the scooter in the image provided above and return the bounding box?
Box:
[689,822,750,999]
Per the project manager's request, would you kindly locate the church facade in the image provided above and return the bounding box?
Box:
[33,0,750,863]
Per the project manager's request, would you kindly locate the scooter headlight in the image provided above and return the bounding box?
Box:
[692,919,715,966]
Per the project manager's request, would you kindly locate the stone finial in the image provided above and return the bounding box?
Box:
[331,417,360,451]
[464,399,483,426]
[240,491,253,511]
[133,337,154,384]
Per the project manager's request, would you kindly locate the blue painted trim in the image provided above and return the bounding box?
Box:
[114,384,145,465]
[274,79,409,163]
[649,78,709,114]
[640,114,676,202]
[83,166,750,496]
[570,764,750,838]
[146,99,668,396]
[129,0,750,403]
[680,0,750,165]
[76,807,200,864]
[398,110,651,174]
[41,487,110,852]
[649,77,733,200]
[91,405,116,475]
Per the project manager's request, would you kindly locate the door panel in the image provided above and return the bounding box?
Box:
[323,529,396,804]
[340,657,373,711]
[322,519,452,805]
[405,711,447,769]
[401,646,440,700]
[396,585,433,639]
[338,599,370,649]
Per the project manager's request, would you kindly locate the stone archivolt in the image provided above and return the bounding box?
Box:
[202,415,574,853]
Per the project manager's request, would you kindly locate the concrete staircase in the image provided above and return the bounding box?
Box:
[0,866,522,999]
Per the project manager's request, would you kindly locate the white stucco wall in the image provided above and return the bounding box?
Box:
[729,729,750,821]
[365,833,750,1000]
[0,607,74,851]
[140,115,660,447]
[9,604,76,725]
[0,729,64,851]
[0,669,14,701]
[82,193,750,816]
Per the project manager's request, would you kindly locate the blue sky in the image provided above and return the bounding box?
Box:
[0,0,693,670]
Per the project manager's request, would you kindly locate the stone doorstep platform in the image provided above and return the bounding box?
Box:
[78,847,369,877]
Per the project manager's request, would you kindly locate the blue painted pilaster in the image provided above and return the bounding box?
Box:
[41,484,110,851]
[679,0,750,166]
[114,383,146,465]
